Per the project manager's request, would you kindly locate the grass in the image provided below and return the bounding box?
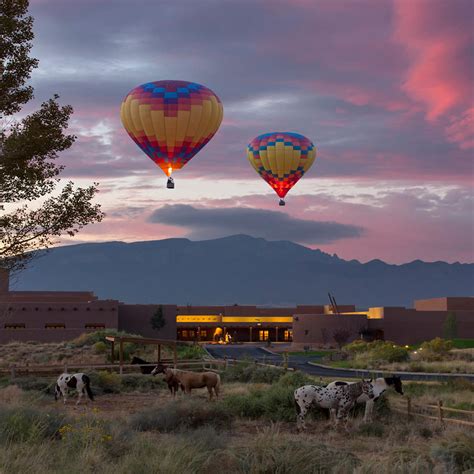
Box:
[451,338,474,349]
[0,378,473,474]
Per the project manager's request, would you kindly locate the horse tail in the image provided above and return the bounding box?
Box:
[214,373,221,397]
[54,383,60,401]
[82,375,94,401]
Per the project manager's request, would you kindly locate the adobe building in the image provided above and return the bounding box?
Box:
[291,297,474,348]
[0,268,473,346]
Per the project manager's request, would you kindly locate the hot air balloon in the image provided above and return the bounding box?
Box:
[247,132,316,205]
[121,80,223,188]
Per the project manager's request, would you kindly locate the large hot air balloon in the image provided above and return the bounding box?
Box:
[121,80,223,188]
[247,132,316,205]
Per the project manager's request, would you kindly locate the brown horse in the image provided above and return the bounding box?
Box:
[151,363,184,397]
[152,364,221,400]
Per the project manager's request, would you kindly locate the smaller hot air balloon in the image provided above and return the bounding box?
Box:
[120,80,223,188]
[247,132,316,205]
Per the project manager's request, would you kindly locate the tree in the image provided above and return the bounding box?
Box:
[443,312,458,340]
[150,305,166,331]
[333,329,350,349]
[0,0,103,273]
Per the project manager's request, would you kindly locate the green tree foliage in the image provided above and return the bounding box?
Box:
[419,337,453,361]
[150,305,166,331]
[443,312,458,340]
[0,0,103,272]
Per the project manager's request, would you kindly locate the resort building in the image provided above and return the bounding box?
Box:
[0,269,473,346]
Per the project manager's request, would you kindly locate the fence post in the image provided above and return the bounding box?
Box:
[407,396,412,418]
[438,400,444,424]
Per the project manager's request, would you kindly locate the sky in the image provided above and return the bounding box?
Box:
[27,0,473,263]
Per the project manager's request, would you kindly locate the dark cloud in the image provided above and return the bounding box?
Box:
[148,204,363,244]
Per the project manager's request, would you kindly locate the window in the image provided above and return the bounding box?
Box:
[200,330,207,338]
[189,330,195,338]
[258,330,269,341]
[284,330,293,341]
[85,324,105,329]
[4,323,25,329]
[181,330,188,338]
[304,330,309,336]
[45,323,65,329]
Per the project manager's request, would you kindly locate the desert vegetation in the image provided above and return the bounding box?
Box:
[331,338,474,374]
[0,363,473,473]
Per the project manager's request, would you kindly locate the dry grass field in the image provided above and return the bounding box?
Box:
[0,366,473,474]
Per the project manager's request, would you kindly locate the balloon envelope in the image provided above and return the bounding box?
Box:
[247,132,316,198]
[121,80,223,176]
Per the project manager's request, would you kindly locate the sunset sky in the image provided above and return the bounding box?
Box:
[28,0,473,263]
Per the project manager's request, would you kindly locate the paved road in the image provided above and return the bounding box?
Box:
[205,344,474,382]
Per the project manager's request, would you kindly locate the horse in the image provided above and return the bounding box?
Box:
[294,379,374,431]
[55,373,94,405]
[152,365,221,401]
[131,356,155,375]
[151,363,184,397]
[326,376,403,422]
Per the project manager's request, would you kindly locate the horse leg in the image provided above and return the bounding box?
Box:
[207,386,213,401]
[214,384,219,400]
[364,400,374,422]
[77,389,83,405]
[62,388,68,405]
[295,400,307,431]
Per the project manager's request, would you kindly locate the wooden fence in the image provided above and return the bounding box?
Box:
[391,396,474,427]
[1,356,289,379]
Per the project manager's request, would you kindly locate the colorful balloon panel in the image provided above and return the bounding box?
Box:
[247,132,316,198]
[121,80,223,176]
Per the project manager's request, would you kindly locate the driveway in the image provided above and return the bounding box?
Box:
[204,344,474,382]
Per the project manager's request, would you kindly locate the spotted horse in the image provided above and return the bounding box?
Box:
[326,376,403,422]
[294,379,374,431]
[55,373,94,405]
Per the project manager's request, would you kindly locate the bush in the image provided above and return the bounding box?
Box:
[12,377,53,394]
[176,344,206,360]
[0,406,67,443]
[431,433,474,473]
[93,341,107,354]
[89,371,122,394]
[129,399,232,432]
[419,337,453,361]
[71,329,139,348]
[233,426,360,473]
[221,362,283,384]
[120,374,165,392]
[277,371,314,389]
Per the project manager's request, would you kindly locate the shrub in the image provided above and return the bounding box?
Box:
[71,329,139,348]
[89,371,122,394]
[277,371,314,389]
[93,341,107,354]
[343,339,370,354]
[233,426,360,473]
[0,406,66,443]
[129,399,232,432]
[176,344,206,360]
[221,363,283,384]
[431,433,474,473]
[418,337,453,361]
[120,374,165,392]
[12,377,53,394]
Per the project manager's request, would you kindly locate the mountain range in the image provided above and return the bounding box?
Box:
[12,235,474,308]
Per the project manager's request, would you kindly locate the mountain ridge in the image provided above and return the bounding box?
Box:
[13,235,473,307]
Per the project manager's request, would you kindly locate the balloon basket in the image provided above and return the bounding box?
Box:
[166,178,175,189]
[279,199,285,206]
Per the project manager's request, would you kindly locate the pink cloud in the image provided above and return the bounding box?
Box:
[393,0,474,148]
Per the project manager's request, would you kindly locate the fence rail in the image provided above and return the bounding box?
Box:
[391,396,474,427]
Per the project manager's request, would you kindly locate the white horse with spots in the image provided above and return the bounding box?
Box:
[326,376,403,422]
[294,380,374,431]
[55,373,94,405]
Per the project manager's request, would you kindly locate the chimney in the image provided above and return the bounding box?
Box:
[0,268,10,294]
